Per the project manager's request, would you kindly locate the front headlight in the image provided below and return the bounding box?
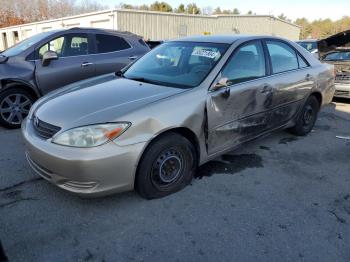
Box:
[52,123,130,147]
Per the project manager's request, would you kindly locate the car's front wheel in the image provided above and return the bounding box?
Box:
[136,133,197,199]
[0,88,35,129]
[288,95,320,136]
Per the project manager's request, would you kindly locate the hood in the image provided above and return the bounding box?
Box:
[34,74,186,129]
[318,30,350,59]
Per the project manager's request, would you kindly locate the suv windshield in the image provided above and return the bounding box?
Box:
[124,41,229,88]
[1,31,57,57]
[296,41,317,52]
[323,51,350,61]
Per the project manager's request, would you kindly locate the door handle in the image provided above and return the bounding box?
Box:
[81,62,93,67]
[260,85,273,94]
[128,56,138,61]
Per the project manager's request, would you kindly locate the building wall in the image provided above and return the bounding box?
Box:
[116,10,300,41]
[0,9,300,51]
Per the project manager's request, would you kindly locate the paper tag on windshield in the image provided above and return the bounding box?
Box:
[191,49,219,59]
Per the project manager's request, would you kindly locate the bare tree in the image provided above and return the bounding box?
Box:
[0,0,107,27]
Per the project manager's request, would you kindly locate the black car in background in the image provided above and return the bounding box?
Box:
[0,28,150,128]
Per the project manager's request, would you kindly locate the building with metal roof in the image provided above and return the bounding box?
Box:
[0,9,300,51]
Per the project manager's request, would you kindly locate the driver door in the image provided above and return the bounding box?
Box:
[206,40,274,155]
[35,33,95,95]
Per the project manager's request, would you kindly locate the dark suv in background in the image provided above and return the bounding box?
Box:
[0,28,150,128]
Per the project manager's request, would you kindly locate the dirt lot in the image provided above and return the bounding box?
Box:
[0,100,349,262]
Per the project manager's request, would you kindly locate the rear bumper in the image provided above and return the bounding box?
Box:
[22,118,146,197]
[334,82,350,98]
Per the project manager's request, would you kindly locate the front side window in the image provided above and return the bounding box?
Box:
[39,37,64,58]
[124,42,229,88]
[38,33,89,59]
[267,41,299,73]
[95,34,131,53]
[220,41,266,85]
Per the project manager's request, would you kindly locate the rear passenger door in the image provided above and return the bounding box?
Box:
[264,40,315,128]
[92,34,138,75]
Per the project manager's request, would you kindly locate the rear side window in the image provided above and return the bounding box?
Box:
[267,41,299,73]
[221,41,266,85]
[297,54,308,68]
[95,34,131,53]
[138,39,147,47]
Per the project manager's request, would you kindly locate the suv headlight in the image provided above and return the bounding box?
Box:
[52,123,130,147]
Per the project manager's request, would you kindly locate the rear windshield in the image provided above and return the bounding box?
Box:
[323,51,350,61]
[124,41,229,88]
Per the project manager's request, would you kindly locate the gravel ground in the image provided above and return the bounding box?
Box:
[0,100,349,262]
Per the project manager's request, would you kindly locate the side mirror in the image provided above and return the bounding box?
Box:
[212,77,230,98]
[212,77,229,91]
[42,51,58,66]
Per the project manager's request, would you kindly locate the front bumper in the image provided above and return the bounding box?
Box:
[334,82,350,98]
[22,118,146,197]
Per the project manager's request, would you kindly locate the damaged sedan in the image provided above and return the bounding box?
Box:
[22,35,335,199]
[318,30,350,98]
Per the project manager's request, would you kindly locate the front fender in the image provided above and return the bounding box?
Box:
[0,78,40,97]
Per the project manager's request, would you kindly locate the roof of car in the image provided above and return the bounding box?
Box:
[49,27,141,38]
[296,39,318,42]
[173,34,278,44]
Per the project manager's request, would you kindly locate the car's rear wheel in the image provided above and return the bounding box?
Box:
[136,133,197,199]
[0,88,35,129]
[288,95,320,136]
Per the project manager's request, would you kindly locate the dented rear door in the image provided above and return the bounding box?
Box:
[264,40,314,128]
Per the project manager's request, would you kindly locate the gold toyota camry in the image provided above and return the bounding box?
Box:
[22,35,335,199]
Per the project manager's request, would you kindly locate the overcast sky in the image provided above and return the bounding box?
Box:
[105,0,350,21]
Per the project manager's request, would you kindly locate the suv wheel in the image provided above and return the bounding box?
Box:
[0,88,35,129]
[288,95,320,136]
[136,133,197,199]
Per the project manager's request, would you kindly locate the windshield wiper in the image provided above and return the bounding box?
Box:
[125,76,161,85]
[115,70,126,78]
[124,75,193,89]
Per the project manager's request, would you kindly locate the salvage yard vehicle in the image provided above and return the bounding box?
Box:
[22,35,335,199]
[296,39,318,57]
[318,30,350,98]
[0,28,150,128]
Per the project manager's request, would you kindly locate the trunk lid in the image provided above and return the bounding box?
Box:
[318,30,350,59]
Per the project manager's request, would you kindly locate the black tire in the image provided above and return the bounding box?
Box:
[0,87,35,129]
[136,133,197,199]
[288,95,320,136]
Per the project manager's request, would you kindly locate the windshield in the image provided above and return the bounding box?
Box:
[323,51,350,61]
[1,31,56,57]
[124,41,229,88]
[296,41,317,52]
